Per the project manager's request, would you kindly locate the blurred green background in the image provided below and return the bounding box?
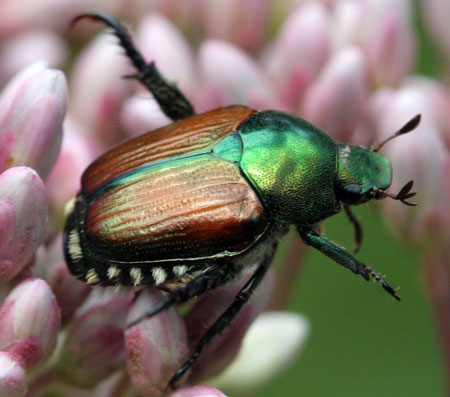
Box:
[262,206,445,397]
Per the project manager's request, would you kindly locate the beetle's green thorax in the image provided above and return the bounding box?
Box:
[336,144,392,205]
[236,111,340,225]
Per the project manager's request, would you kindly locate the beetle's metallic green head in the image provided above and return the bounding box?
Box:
[336,144,392,205]
[336,143,418,207]
[335,114,422,207]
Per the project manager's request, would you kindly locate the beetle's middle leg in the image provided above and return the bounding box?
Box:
[297,226,401,300]
[72,12,195,121]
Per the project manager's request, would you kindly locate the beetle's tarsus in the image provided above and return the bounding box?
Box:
[364,266,401,301]
[168,360,194,389]
[383,283,401,301]
[72,11,195,121]
[121,73,140,80]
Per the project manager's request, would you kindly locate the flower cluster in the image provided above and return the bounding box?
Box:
[0,0,449,396]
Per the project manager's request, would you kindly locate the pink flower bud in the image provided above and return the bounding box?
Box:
[33,235,91,323]
[404,77,450,150]
[58,289,132,388]
[0,278,61,370]
[211,312,309,393]
[135,14,195,97]
[185,268,274,382]
[266,2,330,111]
[0,351,27,397]
[120,95,172,138]
[0,62,67,180]
[273,0,336,18]
[196,39,274,111]
[125,290,188,396]
[0,167,48,281]
[422,0,450,64]
[91,370,132,397]
[331,0,361,51]
[0,0,125,35]
[0,30,67,86]
[195,0,270,51]
[46,117,101,223]
[168,385,226,397]
[301,46,370,142]
[358,0,415,86]
[70,34,131,144]
[125,0,197,28]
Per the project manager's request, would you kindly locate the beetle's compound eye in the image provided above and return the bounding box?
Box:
[341,184,365,205]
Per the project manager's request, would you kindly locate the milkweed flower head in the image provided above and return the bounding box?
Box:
[0,0,448,396]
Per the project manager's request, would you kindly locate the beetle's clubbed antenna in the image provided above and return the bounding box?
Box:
[71,11,195,121]
[371,114,421,153]
[343,204,363,254]
[373,180,417,206]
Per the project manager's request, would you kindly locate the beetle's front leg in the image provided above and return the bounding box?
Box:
[72,12,195,121]
[297,226,401,300]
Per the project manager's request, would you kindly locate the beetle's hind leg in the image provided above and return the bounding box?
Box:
[168,255,273,388]
[128,262,240,328]
[297,226,401,300]
[72,11,195,121]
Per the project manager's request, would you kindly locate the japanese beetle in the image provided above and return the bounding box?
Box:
[64,12,419,387]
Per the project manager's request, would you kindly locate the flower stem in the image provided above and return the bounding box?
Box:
[27,367,58,397]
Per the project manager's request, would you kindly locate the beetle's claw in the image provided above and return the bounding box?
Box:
[70,11,122,31]
[122,73,140,80]
[70,12,103,30]
[381,281,402,301]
